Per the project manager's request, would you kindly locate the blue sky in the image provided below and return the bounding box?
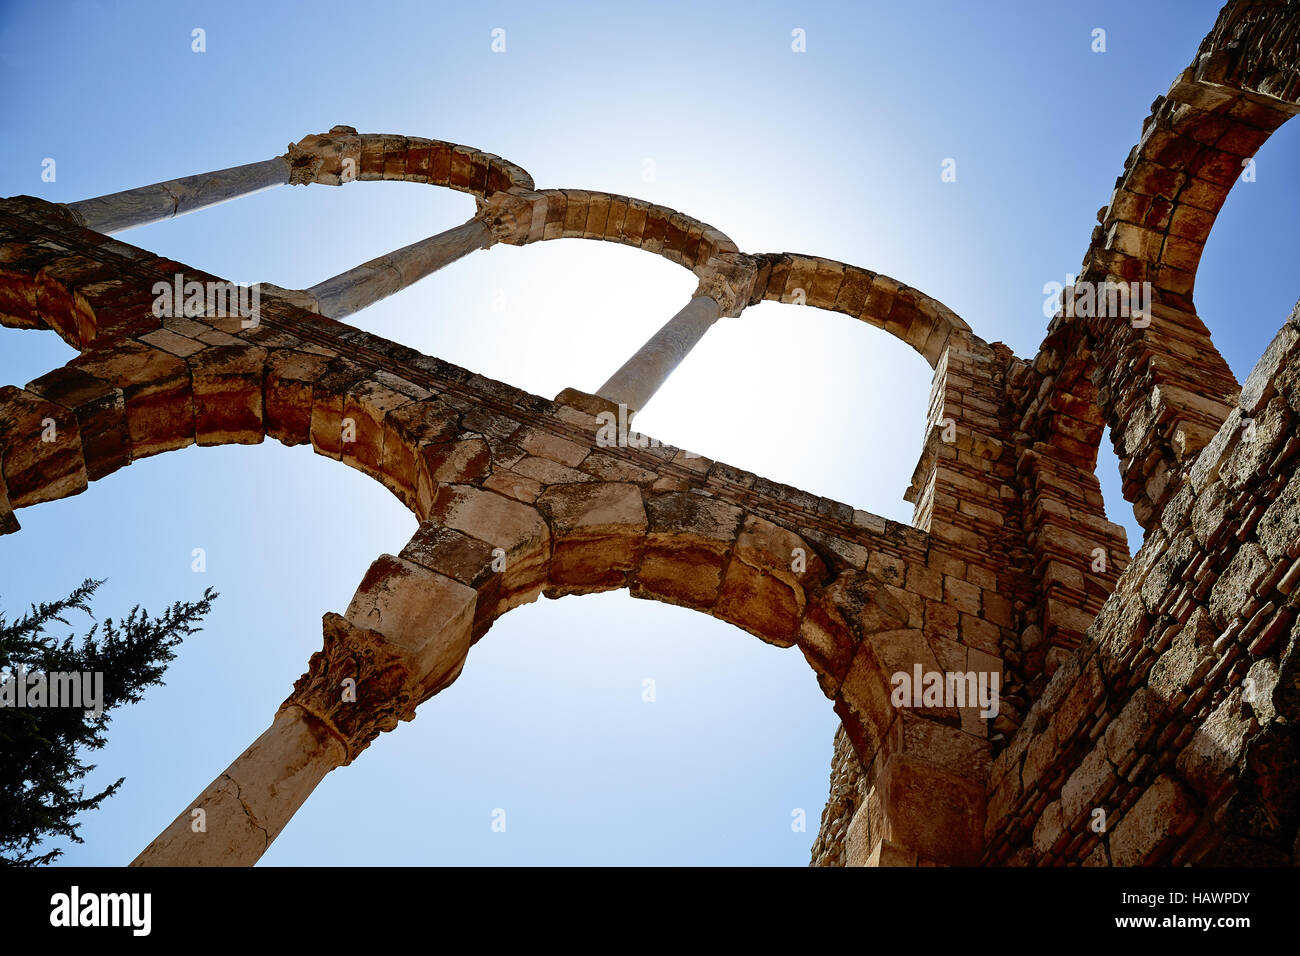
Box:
[1,0,1296,865]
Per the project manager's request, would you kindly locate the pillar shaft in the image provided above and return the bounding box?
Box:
[67,156,291,235]
[132,542,482,866]
[307,218,492,319]
[130,705,345,866]
[597,294,722,413]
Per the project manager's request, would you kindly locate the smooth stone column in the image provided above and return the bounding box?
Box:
[597,294,722,413]
[67,156,291,235]
[131,544,481,866]
[306,218,492,319]
[130,705,345,866]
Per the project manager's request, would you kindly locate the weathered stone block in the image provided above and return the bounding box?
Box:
[343,554,477,697]
[1176,688,1253,802]
[265,349,332,446]
[714,556,802,646]
[1257,469,1300,562]
[188,344,266,445]
[382,399,463,503]
[1207,542,1270,628]
[538,487,646,590]
[798,594,858,696]
[1108,774,1196,865]
[342,379,413,479]
[0,386,87,506]
[632,492,743,610]
[1060,744,1117,825]
[836,640,896,761]
[879,755,985,866]
[25,365,129,480]
[308,358,369,460]
[71,341,195,458]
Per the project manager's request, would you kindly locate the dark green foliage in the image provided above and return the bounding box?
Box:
[0,579,216,865]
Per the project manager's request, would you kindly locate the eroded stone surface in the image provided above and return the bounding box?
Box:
[3,0,1298,869]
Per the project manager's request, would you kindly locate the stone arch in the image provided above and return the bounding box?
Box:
[356,477,949,792]
[283,133,969,369]
[0,320,514,528]
[999,0,1300,689]
[1023,0,1300,532]
[406,480,848,675]
[341,474,993,867]
[747,253,969,368]
[1177,107,1300,377]
[519,189,740,275]
[0,212,974,530]
[286,128,535,196]
[106,409,990,869]
[283,131,742,280]
[0,202,999,869]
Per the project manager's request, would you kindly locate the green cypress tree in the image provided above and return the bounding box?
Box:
[0,578,217,865]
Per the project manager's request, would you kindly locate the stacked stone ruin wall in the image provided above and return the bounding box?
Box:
[986,309,1300,865]
[810,0,1300,866]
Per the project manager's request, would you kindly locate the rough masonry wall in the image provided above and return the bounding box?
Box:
[807,0,1300,868]
[986,307,1300,864]
[970,0,1300,867]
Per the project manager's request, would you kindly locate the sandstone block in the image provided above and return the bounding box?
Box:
[344,554,477,697]
[0,386,87,506]
[633,492,743,609]
[72,341,195,458]
[1109,774,1196,866]
[25,365,129,481]
[265,349,332,446]
[188,344,266,445]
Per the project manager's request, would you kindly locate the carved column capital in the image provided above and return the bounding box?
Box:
[287,125,362,186]
[476,190,540,245]
[254,282,321,314]
[54,203,89,229]
[278,612,419,765]
[694,255,758,317]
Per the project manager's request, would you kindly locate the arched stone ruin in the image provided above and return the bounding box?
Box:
[2,0,1299,866]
